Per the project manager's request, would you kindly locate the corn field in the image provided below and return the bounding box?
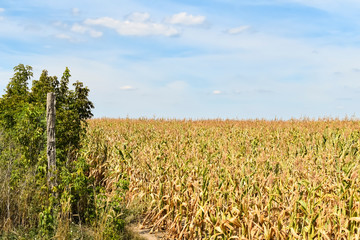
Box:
[85,118,360,239]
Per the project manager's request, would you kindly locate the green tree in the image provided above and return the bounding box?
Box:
[55,69,94,163]
[0,64,32,129]
[0,64,94,237]
[0,64,94,165]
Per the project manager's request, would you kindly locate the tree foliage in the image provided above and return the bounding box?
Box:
[0,64,95,238]
[0,64,94,164]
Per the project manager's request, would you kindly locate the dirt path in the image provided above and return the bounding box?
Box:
[129,224,165,240]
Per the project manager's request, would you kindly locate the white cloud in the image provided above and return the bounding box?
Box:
[167,12,206,26]
[89,29,103,38]
[213,90,222,95]
[55,33,72,40]
[226,26,250,35]
[71,23,87,34]
[127,12,150,22]
[0,16,3,21]
[84,15,179,37]
[120,85,136,91]
[72,8,80,16]
[71,23,103,38]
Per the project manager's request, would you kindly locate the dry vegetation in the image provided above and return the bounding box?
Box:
[85,118,360,239]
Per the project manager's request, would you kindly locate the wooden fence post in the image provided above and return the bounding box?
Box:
[47,92,57,194]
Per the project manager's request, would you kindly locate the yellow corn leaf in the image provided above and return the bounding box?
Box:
[350,217,360,222]
[291,228,301,239]
[229,217,242,227]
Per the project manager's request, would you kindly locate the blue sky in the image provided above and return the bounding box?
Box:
[1,0,360,119]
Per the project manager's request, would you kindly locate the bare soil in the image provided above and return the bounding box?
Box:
[129,223,165,240]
